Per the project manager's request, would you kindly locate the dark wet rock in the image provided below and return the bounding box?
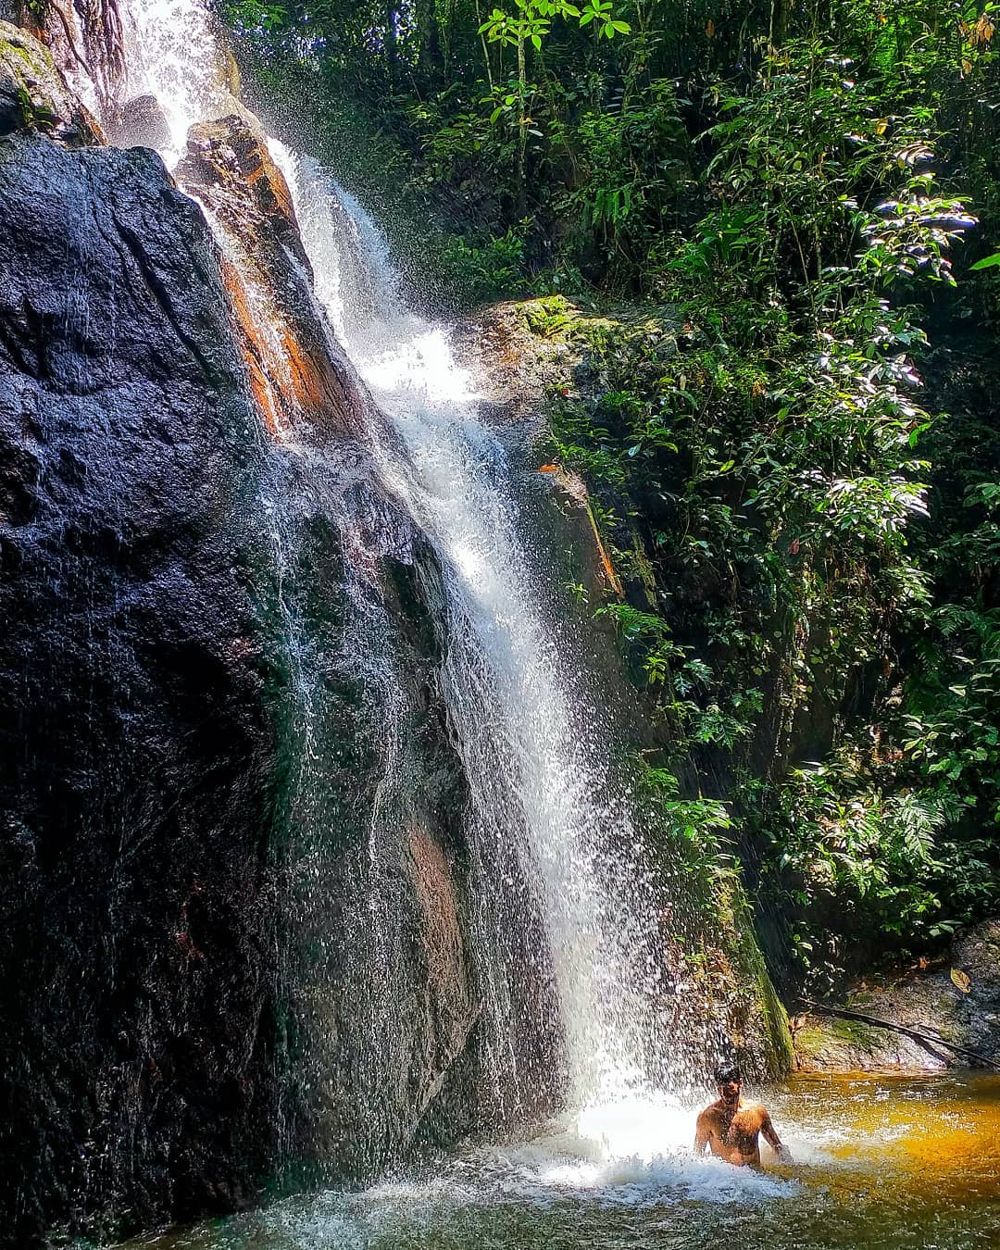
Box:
[104,91,170,149]
[0,19,102,144]
[406,827,480,1110]
[794,919,1000,1071]
[0,130,281,1244]
[267,523,520,1182]
[0,105,497,1245]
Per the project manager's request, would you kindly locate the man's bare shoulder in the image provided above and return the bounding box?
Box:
[735,1102,770,1125]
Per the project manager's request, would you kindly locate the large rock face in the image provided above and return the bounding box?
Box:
[0,27,484,1247]
[461,297,796,1081]
[0,123,281,1242]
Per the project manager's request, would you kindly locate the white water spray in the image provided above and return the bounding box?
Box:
[273,144,677,1108]
[107,0,703,1157]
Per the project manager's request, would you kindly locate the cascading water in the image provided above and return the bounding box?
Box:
[272,146,676,1110]
[77,0,754,1192]
[12,8,1000,1249]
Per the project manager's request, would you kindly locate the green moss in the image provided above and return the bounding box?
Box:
[794,1025,833,1056]
[795,1015,879,1063]
[1,25,62,133]
[522,295,579,339]
[830,1015,877,1047]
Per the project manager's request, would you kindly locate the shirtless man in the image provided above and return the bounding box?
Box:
[693,1063,791,1167]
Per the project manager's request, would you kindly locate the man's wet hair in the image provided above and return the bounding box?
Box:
[713,1062,741,1085]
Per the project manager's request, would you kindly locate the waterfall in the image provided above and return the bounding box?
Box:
[90,0,704,1160]
[270,146,675,1107]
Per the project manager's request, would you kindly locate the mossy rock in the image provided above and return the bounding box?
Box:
[0,19,101,143]
[521,295,580,339]
[794,918,1000,1072]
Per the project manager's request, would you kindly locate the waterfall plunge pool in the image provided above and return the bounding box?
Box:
[121,1072,1000,1250]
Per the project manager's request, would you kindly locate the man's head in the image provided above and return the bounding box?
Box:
[713,1062,742,1105]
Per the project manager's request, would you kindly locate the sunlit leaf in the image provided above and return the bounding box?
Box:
[950,967,972,993]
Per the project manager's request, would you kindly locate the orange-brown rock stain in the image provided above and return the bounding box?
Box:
[217,254,283,435]
[407,827,469,1006]
[177,115,363,441]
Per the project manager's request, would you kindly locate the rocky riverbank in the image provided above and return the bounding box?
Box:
[792,919,1000,1073]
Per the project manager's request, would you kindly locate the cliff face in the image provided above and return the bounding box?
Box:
[0,84,281,1249]
[0,22,482,1244]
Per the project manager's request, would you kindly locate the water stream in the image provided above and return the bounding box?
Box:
[269,143,674,1109]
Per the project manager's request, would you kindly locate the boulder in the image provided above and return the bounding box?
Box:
[0,80,489,1245]
[104,91,170,149]
[793,919,1000,1071]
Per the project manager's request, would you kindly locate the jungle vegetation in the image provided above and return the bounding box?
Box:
[221,0,1000,996]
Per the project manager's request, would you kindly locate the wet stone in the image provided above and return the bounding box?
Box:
[104,92,171,150]
[0,19,102,144]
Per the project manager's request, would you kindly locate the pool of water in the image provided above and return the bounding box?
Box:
[124,1073,1000,1250]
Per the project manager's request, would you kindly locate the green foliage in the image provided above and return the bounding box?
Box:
[219,0,1000,991]
[479,0,630,51]
[437,227,530,302]
[639,762,736,869]
[533,30,998,987]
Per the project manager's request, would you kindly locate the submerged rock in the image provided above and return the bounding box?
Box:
[794,919,1000,1071]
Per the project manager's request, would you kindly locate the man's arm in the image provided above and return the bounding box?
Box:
[760,1110,792,1162]
[693,1111,711,1155]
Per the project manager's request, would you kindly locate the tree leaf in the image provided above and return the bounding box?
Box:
[950,967,972,993]
[970,252,1000,270]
